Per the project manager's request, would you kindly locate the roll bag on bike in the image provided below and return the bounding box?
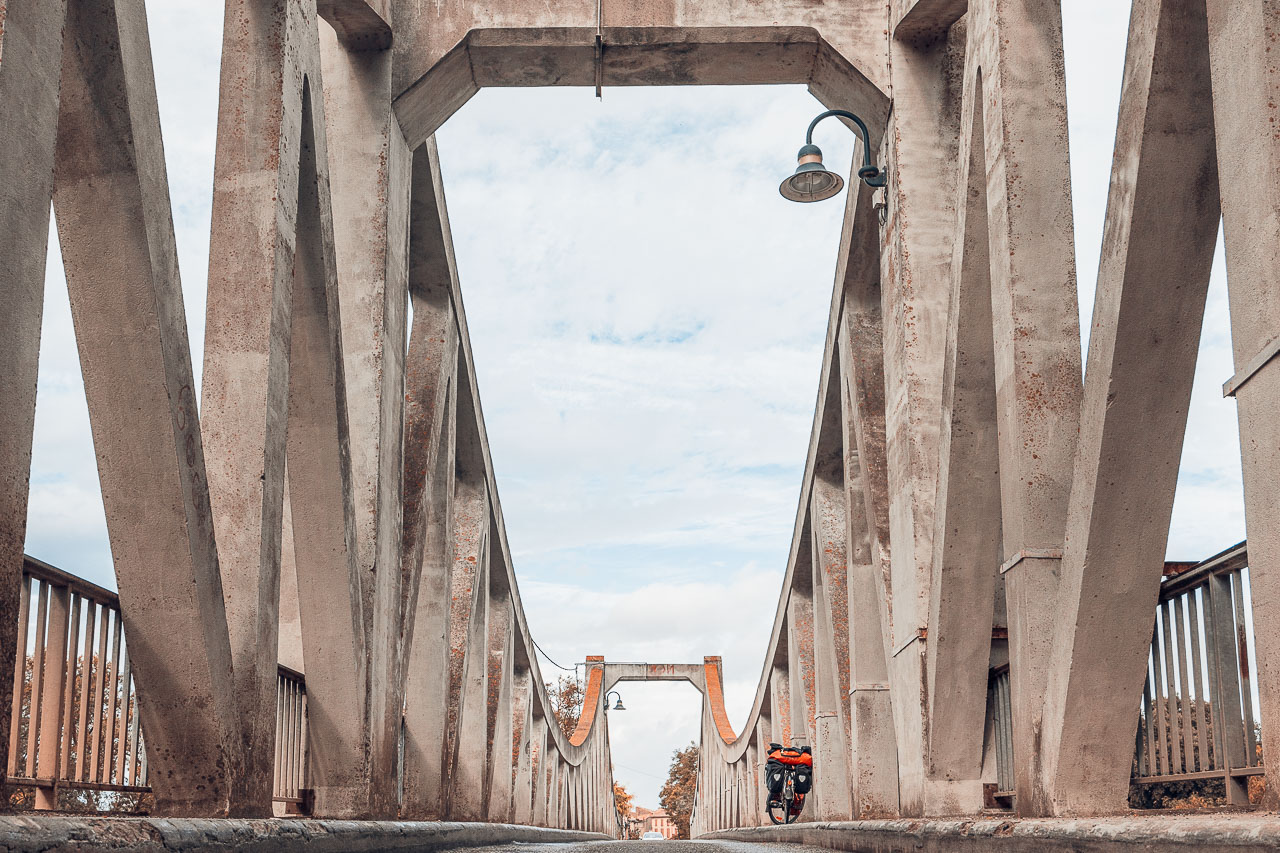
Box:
[765,743,813,797]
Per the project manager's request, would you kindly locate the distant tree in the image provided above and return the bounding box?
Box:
[613,781,635,837]
[659,742,698,839]
[546,675,584,740]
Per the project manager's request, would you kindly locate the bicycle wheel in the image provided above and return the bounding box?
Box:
[784,792,801,823]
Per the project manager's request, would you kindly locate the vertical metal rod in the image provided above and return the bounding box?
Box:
[88,606,110,782]
[103,614,122,778]
[59,594,82,781]
[1174,595,1195,772]
[594,0,603,98]
[1187,587,1208,770]
[128,682,142,785]
[77,603,97,781]
[36,584,71,790]
[1232,570,1259,766]
[274,675,283,798]
[1140,672,1154,776]
[8,575,31,777]
[1208,570,1248,803]
[114,647,131,785]
[1160,603,1180,773]
[27,580,50,780]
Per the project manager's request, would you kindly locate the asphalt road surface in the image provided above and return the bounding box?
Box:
[473,842,830,853]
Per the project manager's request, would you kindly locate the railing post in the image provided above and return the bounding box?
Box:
[34,584,70,809]
[1206,571,1249,804]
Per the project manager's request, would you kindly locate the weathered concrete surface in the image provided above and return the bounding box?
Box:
[1206,0,1280,807]
[1041,0,1219,816]
[603,662,707,695]
[50,0,239,815]
[318,20,412,817]
[924,52,999,812]
[389,0,890,148]
[0,817,609,853]
[283,67,369,819]
[879,13,965,817]
[892,0,969,43]
[705,815,1280,852]
[400,140,461,821]
[834,183,899,820]
[963,0,1083,815]
[0,0,67,804]
[202,0,335,816]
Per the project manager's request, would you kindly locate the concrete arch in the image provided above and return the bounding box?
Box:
[388,1,891,149]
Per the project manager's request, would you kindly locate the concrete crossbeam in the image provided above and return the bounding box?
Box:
[389,0,890,149]
[892,0,969,43]
[318,0,392,50]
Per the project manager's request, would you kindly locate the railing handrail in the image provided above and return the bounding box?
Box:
[23,555,120,609]
[1159,541,1248,601]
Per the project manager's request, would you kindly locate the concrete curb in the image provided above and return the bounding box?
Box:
[701,814,1280,852]
[0,817,613,852]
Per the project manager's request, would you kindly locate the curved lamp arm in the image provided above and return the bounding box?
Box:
[806,109,887,188]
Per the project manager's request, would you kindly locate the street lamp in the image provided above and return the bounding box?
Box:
[605,690,626,711]
[779,109,886,203]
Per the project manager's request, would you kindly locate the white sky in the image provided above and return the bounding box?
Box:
[25,0,1244,810]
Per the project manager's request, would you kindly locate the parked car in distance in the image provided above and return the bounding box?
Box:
[640,831,665,840]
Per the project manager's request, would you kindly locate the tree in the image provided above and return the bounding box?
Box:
[659,742,698,839]
[613,781,635,837]
[545,675,584,739]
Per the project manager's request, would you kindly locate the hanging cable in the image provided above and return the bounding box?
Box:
[533,637,575,672]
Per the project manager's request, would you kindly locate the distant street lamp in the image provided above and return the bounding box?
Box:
[605,690,626,711]
[779,109,886,203]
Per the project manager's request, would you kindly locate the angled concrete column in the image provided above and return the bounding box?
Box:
[1206,0,1280,807]
[202,0,338,814]
[284,75,369,817]
[964,0,1083,813]
[1043,0,1218,816]
[922,54,1001,816]
[400,142,461,821]
[485,592,516,821]
[51,0,239,814]
[881,17,965,816]
[835,184,900,820]
[0,0,65,800]
[786,571,816,752]
[318,21,412,815]
[810,469,854,820]
[511,667,534,824]
[770,664,793,745]
[446,451,492,819]
[531,718,548,825]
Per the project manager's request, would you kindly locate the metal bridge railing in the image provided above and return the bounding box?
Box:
[8,557,149,809]
[273,664,309,810]
[989,667,1014,798]
[1132,542,1262,803]
[988,541,1263,806]
[9,556,310,812]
